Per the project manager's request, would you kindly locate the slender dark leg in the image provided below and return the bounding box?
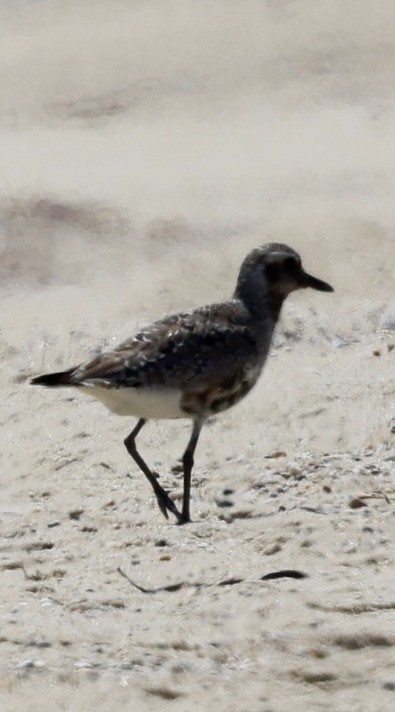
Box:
[179,417,205,524]
[124,418,181,521]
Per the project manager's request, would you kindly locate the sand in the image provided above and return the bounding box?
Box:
[1,1,394,710]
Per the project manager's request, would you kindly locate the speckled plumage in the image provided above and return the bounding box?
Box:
[31,243,333,523]
[70,302,267,418]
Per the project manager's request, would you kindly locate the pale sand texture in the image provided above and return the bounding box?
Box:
[1,1,395,710]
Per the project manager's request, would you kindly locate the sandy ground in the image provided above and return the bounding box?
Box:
[1,1,395,710]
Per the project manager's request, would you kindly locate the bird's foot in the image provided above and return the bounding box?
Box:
[156,489,182,521]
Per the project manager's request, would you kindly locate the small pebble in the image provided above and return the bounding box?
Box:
[349,498,368,509]
[26,640,51,649]
[17,659,45,670]
[69,509,84,520]
[288,465,302,478]
[215,499,234,508]
[266,451,287,459]
[155,539,168,547]
[264,543,282,556]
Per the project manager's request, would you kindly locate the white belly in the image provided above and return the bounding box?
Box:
[79,384,186,419]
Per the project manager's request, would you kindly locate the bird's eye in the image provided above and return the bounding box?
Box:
[265,263,280,282]
[283,256,299,275]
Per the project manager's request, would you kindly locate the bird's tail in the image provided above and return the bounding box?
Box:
[31,368,76,387]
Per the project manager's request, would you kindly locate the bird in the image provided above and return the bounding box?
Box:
[31,243,333,524]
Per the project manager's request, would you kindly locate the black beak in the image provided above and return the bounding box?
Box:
[301,272,334,292]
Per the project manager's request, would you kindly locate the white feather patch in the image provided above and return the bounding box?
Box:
[79,383,186,419]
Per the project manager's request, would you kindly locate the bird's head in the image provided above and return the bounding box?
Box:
[235,243,333,316]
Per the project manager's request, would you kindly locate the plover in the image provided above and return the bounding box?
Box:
[31,243,333,523]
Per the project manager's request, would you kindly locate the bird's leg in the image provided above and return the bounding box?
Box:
[179,417,205,524]
[124,418,181,521]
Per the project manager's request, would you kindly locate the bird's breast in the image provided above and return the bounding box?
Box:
[181,361,263,416]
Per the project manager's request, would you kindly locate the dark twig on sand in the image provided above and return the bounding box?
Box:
[117,566,307,594]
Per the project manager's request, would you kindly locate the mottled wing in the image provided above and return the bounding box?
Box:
[70,307,258,393]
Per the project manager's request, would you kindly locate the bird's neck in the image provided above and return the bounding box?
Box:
[265,291,285,322]
[233,281,285,325]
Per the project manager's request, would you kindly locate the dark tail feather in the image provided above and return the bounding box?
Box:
[31,368,76,387]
